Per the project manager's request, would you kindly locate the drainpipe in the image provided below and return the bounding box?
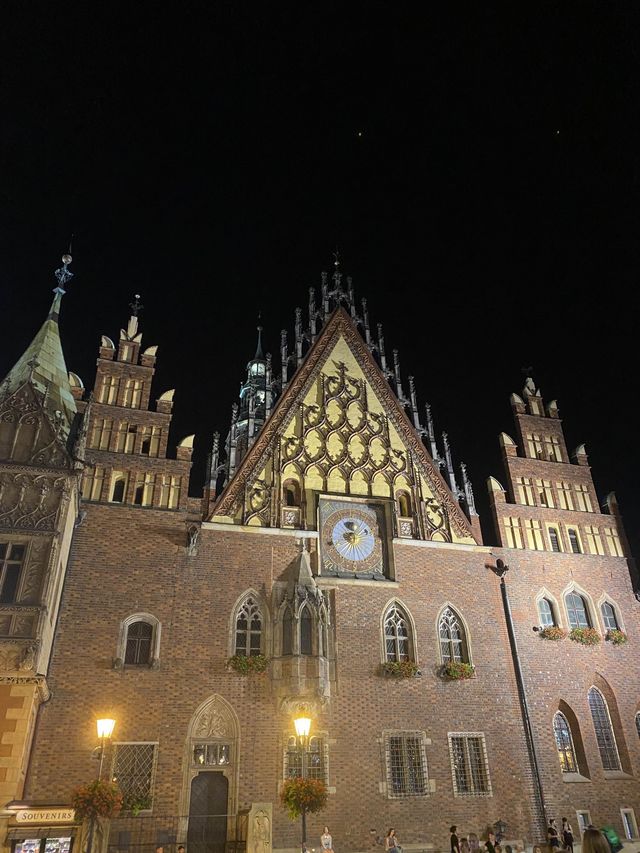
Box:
[493,559,548,840]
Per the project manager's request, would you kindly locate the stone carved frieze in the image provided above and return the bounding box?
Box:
[0,472,66,531]
[213,311,473,539]
[194,704,232,739]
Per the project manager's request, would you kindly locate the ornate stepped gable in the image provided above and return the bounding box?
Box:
[211,307,476,544]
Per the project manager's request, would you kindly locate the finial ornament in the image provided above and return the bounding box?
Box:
[54,253,73,290]
[130,294,144,316]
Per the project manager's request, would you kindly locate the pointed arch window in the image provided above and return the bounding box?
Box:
[439,607,468,664]
[565,592,590,629]
[553,712,578,773]
[538,598,556,628]
[384,604,411,662]
[549,527,561,552]
[282,608,293,656]
[283,480,301,507]
[568,528,582,554]
[300,606,312,656]
[601,602,619,631]
[234,596,263,657]
[588,687,621,771]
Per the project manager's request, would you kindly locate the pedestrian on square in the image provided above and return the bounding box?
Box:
[562,819,574,853]
[468,833,480,853]
[461,836,470,853]
[451,827,461,853]
[484,832,497,853]
[582,829,611,853]
[321,826,334,853]
[548,821,560,850]
[386,829,402,853]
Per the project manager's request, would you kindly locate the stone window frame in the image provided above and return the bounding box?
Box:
[380,599,418,665]
[436,603,473,666]
[566,526,583,554]
[546,524,563,552]
[111,741,159,813]
[114,612,161,670]
[562,583,598,632]
[535,588,563,629]
[588,686,622,771]
[553,711,579,774]
[620,809,639,840]
[0,541,28,605]
[282,731,330,787]
[229,589,269,658]
[447,731,492,798]
[383,730,430,799]
[596,593,625,634]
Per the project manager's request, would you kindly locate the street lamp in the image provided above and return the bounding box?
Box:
[293,712,312,851]
[493,820,507,845]
[96,718,116,780]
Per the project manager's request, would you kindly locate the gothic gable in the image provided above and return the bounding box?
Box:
[0,382,73,469]
[211,309,476,544]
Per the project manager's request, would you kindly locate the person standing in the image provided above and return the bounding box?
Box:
[562,818,574,853]
[386,829,402,853]
[548,820,560,850]
[321,827,334,853]
[582,829,611,853]
[450,827,461,853]
[484,832,497,853]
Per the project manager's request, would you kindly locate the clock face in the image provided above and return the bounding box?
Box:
[319,499,387,576]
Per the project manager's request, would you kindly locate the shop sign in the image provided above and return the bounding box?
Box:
[15,809,75,824]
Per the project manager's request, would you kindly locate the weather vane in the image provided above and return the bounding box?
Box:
[54,252,73,290]
[130,294,144,316]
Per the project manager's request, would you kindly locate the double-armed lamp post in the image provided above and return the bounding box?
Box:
[294,712,312,850]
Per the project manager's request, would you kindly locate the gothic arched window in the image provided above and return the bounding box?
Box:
[588,687,621,771]
[234,596,262,657]
[300,606,312,656]
[538,598,556,627]
[439,607,468,664]
[549,527,561,552]
[282,608,293,656]
[601,602,619,631]
[565,592,590,629]
[384,604,411,662]
[125,621,153,665]
[397,491,412,518]
[553,712,578,773]
[283,480,301,507]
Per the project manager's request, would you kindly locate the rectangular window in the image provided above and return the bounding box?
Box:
[112,743,157,812]
[585,525,605,556]
[516,478,535,506]
[0,542,27,604]
[557,482,574,510]
[384,732,428,798]
[116,422,128,453]
[536,479,555,508]
[158,475,181,509]
[448,733,491,797]
[82,466,105,501]
[90,418,113,450]
[547,526,562,552]
[140,426,162,457]
[575,484,593,513]
[604,528,624,557]
[526,433,544,459]
[285,735,328,784]
[503,517,524,549]
[621,809,638,840]
[123,379,143,408]
[576,812,592,837]
[545,435,562,462]
[124,425,137,454]
[99,375,119,405]
[193,743,231,767]
[567,528,582,554]
[110,471,129,503]
[524,519,544,551]
[133,474,155,507]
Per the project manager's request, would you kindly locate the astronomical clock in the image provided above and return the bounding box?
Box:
[318,497,392,579]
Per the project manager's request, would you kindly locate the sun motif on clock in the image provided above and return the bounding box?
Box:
[319,499,388,576]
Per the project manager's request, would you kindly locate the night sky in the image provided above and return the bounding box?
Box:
[1,5,638,554]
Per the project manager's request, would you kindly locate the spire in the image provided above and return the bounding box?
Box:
[1,252,77,441]
[254,320,265,360]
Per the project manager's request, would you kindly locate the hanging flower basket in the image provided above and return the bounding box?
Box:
[71,779,123,821]
[280,777,328,820]
[539,626,567,641]
[226,654,269,674]
[606,629,628,645]
[441,661,475,680]
[380,661,419,678]
[569,627,601,646]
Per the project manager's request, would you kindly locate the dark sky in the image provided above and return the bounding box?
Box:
[1,4,638,553]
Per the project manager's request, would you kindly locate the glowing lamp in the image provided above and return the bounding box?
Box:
[96,718,116,739]
[294,715,312,739]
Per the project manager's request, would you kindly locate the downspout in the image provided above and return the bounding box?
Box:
[494,560,547,840]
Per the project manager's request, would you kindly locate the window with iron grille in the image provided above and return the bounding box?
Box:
[588,688,621,771]
[284,735,327,784]
[568,529,582,554]
[439,608,468,663]
[384,604,411,662]
[548,527,561,552]
[125,621,153,665]
[565,592,590,629]
[234,596,262,656]
[448,733,491,796]
[601,602,619,631]
[384,732,428,798]
[112,743,156,811]
[553,712,578,773]
[0,543,26,604]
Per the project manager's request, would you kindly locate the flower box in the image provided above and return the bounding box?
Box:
[539,626,567,640]
[226,654,269,674]
[569,627,601,646]
[440,661,475,680]
[606,629,628,645]
[380,661,419,678]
